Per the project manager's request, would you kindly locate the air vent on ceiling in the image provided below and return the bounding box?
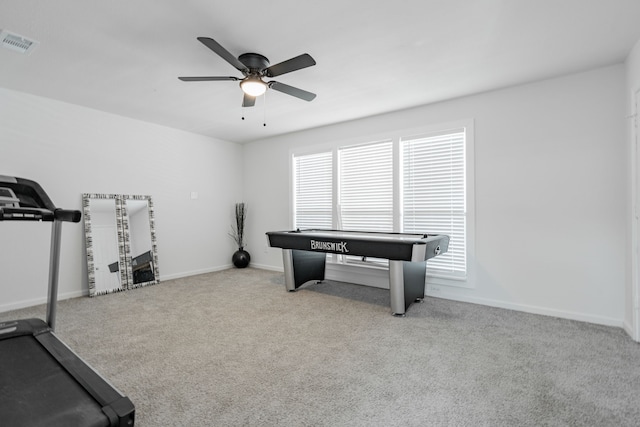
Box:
[0,29,39,55]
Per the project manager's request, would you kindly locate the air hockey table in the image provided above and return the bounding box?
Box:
[266,229,449,316]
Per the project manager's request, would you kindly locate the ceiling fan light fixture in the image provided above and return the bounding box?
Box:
[240,77,267,97]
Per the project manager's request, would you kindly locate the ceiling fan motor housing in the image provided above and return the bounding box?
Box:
[238,53,270,74]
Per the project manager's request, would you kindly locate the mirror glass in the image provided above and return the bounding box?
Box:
[122,196,159,289]
[83,194,126,296]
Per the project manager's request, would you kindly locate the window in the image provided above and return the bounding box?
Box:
[338,141,393,232]
[293,151,332,229]
[402,130,466,276]
[292,121,472,282]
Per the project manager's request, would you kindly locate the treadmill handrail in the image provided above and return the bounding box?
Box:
[0,175,81,330]
[55,208,82,223]
[0,176,81,222]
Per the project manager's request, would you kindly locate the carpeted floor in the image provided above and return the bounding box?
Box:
[1,268,639,426]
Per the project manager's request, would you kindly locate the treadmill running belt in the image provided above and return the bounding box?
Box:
[0,336,109,427]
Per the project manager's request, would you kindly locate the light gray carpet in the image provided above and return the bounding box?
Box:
[1,268,639,426]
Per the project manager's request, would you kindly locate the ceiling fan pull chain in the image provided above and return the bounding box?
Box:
[263,91,267,127]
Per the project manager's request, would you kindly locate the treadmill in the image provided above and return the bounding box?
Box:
[0,176,135,427]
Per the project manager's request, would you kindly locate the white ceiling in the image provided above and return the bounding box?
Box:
[1,1,640,144]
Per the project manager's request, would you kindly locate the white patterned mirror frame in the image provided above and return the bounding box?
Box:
[83,193,160,296]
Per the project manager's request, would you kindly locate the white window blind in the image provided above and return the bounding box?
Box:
[402,129,466,275]
[339,141,393,232]
[293,151,333,229]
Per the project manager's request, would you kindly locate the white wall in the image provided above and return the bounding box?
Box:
[625,38,640,339]
[244,65,627,327]
[0,88,243,311]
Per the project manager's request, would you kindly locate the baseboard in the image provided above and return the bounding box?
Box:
[622,318,640,342]
[0,289,86,314]
[247,263,283,272]
[623,320,634,339]
[164,262,288,280]
[160,264,234,281]
[426,289,624,329]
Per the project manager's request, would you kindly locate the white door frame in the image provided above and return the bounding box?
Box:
[633,89,640,342]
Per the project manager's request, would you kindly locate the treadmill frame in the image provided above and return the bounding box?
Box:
[0,175,135,427]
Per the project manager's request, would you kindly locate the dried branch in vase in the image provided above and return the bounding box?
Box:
[229,202,246,249]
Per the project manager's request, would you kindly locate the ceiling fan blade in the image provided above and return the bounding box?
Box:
[242,93,256,107]
[269,81,316,101]
[264,54,316,77]
[197,37,248,72]
[178,76,240,82]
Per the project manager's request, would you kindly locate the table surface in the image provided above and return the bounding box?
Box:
[269,229,434,243]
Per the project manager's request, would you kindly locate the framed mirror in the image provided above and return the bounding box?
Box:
[122,195,159,289]
[83,193,160,296]
[82,194,127,296]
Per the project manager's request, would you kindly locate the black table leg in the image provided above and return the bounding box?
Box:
[282,249,326,291]
[389,260,427,316]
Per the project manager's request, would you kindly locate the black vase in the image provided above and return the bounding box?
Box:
[232,248,251,268]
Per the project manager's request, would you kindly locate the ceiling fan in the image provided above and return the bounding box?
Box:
[179,37,317,107]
